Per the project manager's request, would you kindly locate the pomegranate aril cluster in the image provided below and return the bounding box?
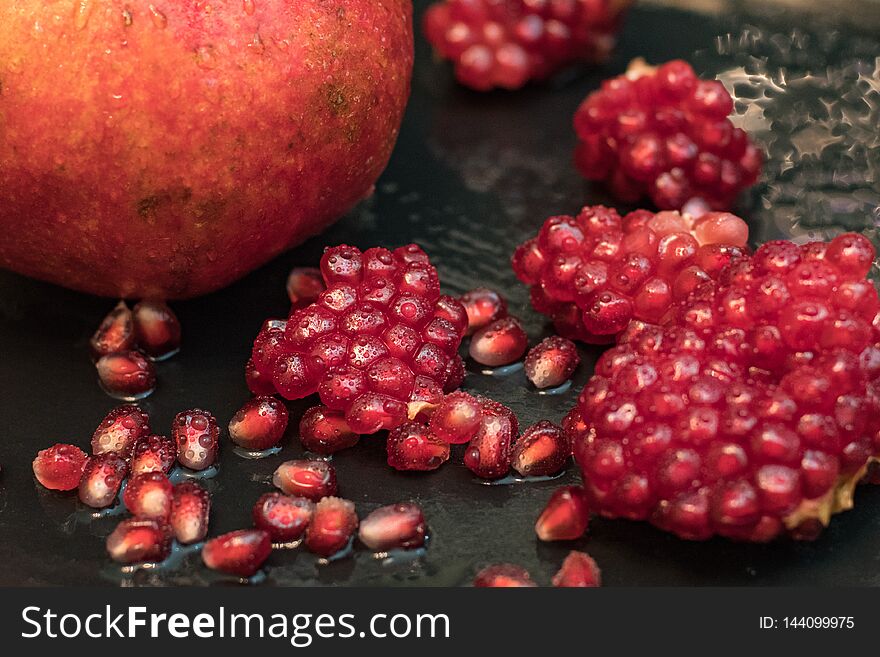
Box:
[566,233,880,541]
[424,0,632,91]
[512,204,749,343]
[249,244,467,437]
[574,59,762,210]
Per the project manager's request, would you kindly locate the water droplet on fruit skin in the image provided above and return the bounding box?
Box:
[148,4,168,29]
[73,0,94,31]
[243,0,256,16]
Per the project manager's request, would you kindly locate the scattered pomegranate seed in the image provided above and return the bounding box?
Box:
[245,357,277,396]
[91,404,151,458]
[435,294,470,336]
[130,435,176,476]
[106,518,172,564]
[132,299,181,360]
[346,392,409,434]
[273,459,338,501]
[459,288,508,336]
[511,420,570,477]
[464,403,515,480]
[252,492,315,542]
[298,406,360,455]
[473,564,536,587]
[305,497,359,557]
[386,422,451,471]
[96,351,157,401]
[228,396,289,451]
[428,391,483,444]
[358,502,427,551]
[553,551,602,587]
[90,301,134,360]
[32,443,88,491]
[123,472,173,520]
[524,336,580,388]
[469,316,529,367]
[170,481,211,544]
[173,409,219,471]
[535,486,590,541]
[78,453,129,508]
[202,529,272,577]
[286,266,326,308]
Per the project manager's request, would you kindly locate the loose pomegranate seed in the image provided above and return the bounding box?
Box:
[435,294,469,336]
[106,518,171,564]
[132,299,181,360]
[346,392,409,434]
[464,406,515,480]
[123,472,173,520]
[91,404,151,458]
[173,409,219,471]
[459,288,508,336]
[273,459,338,501]
[535,486,590,541]
[304,497,359,557]
[228,396,289,451]
[245,358,277,396]
[96,351,157,401]
[90,301,134,360]
[130,435,176,476]
[511,421,570,477]
[524,336,580,388]
[552,551,602,587]
[202,529,272,577]
[428,391,483,444]
[252,492,315,542]
[298,406,360,455]
[386,422,451,471]
[469,316,529,367]
[286,267,326,308]
[32,443,88,491]
[473,564,536,587]
[78,453,128,508]
[358,502,427,551]
[170,481,211,544]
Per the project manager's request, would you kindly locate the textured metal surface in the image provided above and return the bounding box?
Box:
[0,2,878,586]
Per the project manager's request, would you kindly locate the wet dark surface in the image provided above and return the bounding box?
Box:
[0,2,879,586]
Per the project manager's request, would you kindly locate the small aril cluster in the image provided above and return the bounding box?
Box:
[424,0,632,91]
[573,59,762,210]
[512,205,749,343]
[473,551,601,587]
[90,299,181,401]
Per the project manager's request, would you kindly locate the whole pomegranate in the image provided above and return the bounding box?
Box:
[0,1,413,298]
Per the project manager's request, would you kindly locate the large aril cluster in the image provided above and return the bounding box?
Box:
[566,233,880,540]
[573,59,762,210]
[424,0,632,91]
[248,244,467,436]
[512,205,749,343]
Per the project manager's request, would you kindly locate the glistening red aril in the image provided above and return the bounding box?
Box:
[535,486,590,541]
[459,288,508,336]
[106,518,171,564]
[524,336,580,388]
[123,472,173,520]
[96,351,157,401]
[511,421,570,477]
[202,529,272,577]
[173,409,219,471]
[305,497,359,557]
[170,481,211,545]
[428,391,483,444]
[32,443,88,491]
[553,551,602,587]
[473,564,536,587]
[386,422,450,471]
[358,502,427,551]
[228,396,289,451]
[132,299,181,361]
[90,301,134,360]
[273,459,337,501]
[469,316,528,367]
[252,492,315,542]
[464,398,517,480]
[286,267,326,308]
[91,404,151,458]
[130,435,176,476]
[298,406,361,455]
[78,453,128,508]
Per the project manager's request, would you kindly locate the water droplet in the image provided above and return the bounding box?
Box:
[243,0,255,15]
[73,0,93,31]
[148,4,168,29]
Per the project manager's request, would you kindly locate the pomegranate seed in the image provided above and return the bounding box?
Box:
[132,299,181,360]
[469,316,528,367]
[96,351,157,401]
[252,492,315,542]
[173,409,219,471]
[123,472,173,520]
[90,301,134,360]
[286,266,326,308]
[524,336,580,388]
[473,564,536,587]
[32,443,88,491]
[78,453,128,508]
[552,551,602,587]
[273,459,337,501]
[464,405,515,480]
[245,357,277,395]
[358,502,427,551]
[459,288,508,335]
[435,294,469,336]
[443,354,466,392]
[511,421,570,477]
[91,404,151,458]
[476,395,520,436]
[130,435,176,476]
[106,518,171,564]
[298,406,360,455]
[202,529,272,577]
[170,481,211,544]
[251,318,289,375]
[535,486,590,541]
[304,496,359,557]
[428,391,483,444]
[228,396,289,451]
[345,392,408,434]
[387,422,450,471]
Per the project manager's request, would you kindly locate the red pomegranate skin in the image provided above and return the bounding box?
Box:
[0,1,413,298]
